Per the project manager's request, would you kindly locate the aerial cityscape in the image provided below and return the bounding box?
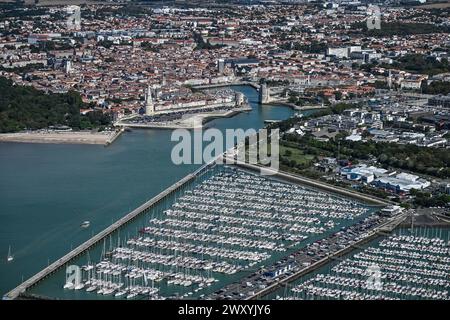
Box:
[0,0,449,305]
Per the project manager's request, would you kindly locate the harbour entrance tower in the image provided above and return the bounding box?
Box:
[259,83,270,104]
[145,85,155,115]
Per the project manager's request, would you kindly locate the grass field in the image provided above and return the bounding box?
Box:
[280,145,315,166]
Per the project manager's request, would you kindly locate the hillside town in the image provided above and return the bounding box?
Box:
[1,0,450,306]
[1,1,449,203]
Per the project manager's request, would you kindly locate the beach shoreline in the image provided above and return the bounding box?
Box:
[0,130,118,145]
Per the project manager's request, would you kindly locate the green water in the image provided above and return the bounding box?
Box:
[0,85,300,296]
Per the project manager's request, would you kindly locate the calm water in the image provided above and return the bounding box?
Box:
[0,86,297,296]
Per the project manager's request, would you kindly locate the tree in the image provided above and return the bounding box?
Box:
[0,77,111,132]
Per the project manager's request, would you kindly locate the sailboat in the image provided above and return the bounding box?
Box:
[80,221,90,228]
[7,246,13,262]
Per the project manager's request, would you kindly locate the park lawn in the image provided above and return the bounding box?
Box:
[280,145,315,166]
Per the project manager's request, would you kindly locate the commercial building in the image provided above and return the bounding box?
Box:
[372,172,430,194]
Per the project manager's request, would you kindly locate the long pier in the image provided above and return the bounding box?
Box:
[3,161,216,300]
[115,105,252,130]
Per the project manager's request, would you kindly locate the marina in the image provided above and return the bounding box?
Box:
[270,228,450,300]
[0,85,295,296]
[17,164,378,300]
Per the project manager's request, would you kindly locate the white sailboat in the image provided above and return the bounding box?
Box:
[74,280,85,290]
[80,221,90,228]
[7,246,13,262]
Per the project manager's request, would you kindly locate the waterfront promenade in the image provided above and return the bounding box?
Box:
[3,157,390,300]
[115,105,252,130]
[191,81,259,91]
[0,130,120,146]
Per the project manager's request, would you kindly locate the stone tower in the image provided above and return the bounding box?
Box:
[259,83,270,104]
[145,85,155,115]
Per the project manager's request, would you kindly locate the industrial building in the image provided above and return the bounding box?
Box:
[372,172,430,194]
[340,165,430,194]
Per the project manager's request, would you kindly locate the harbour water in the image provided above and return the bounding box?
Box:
[0,85,298,296]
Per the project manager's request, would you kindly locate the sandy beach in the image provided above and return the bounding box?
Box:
[0,130,118,145]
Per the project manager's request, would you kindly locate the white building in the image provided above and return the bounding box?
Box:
[373,172,430,193]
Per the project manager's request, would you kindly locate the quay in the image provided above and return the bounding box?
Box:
[192,83,327,113]
[115,105,252,130]
[4,155,392,300]
[0,130,118,146]
[2,160,216,300]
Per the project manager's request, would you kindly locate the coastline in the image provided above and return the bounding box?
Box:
[115,105,253,130]
[0,130,118,146]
